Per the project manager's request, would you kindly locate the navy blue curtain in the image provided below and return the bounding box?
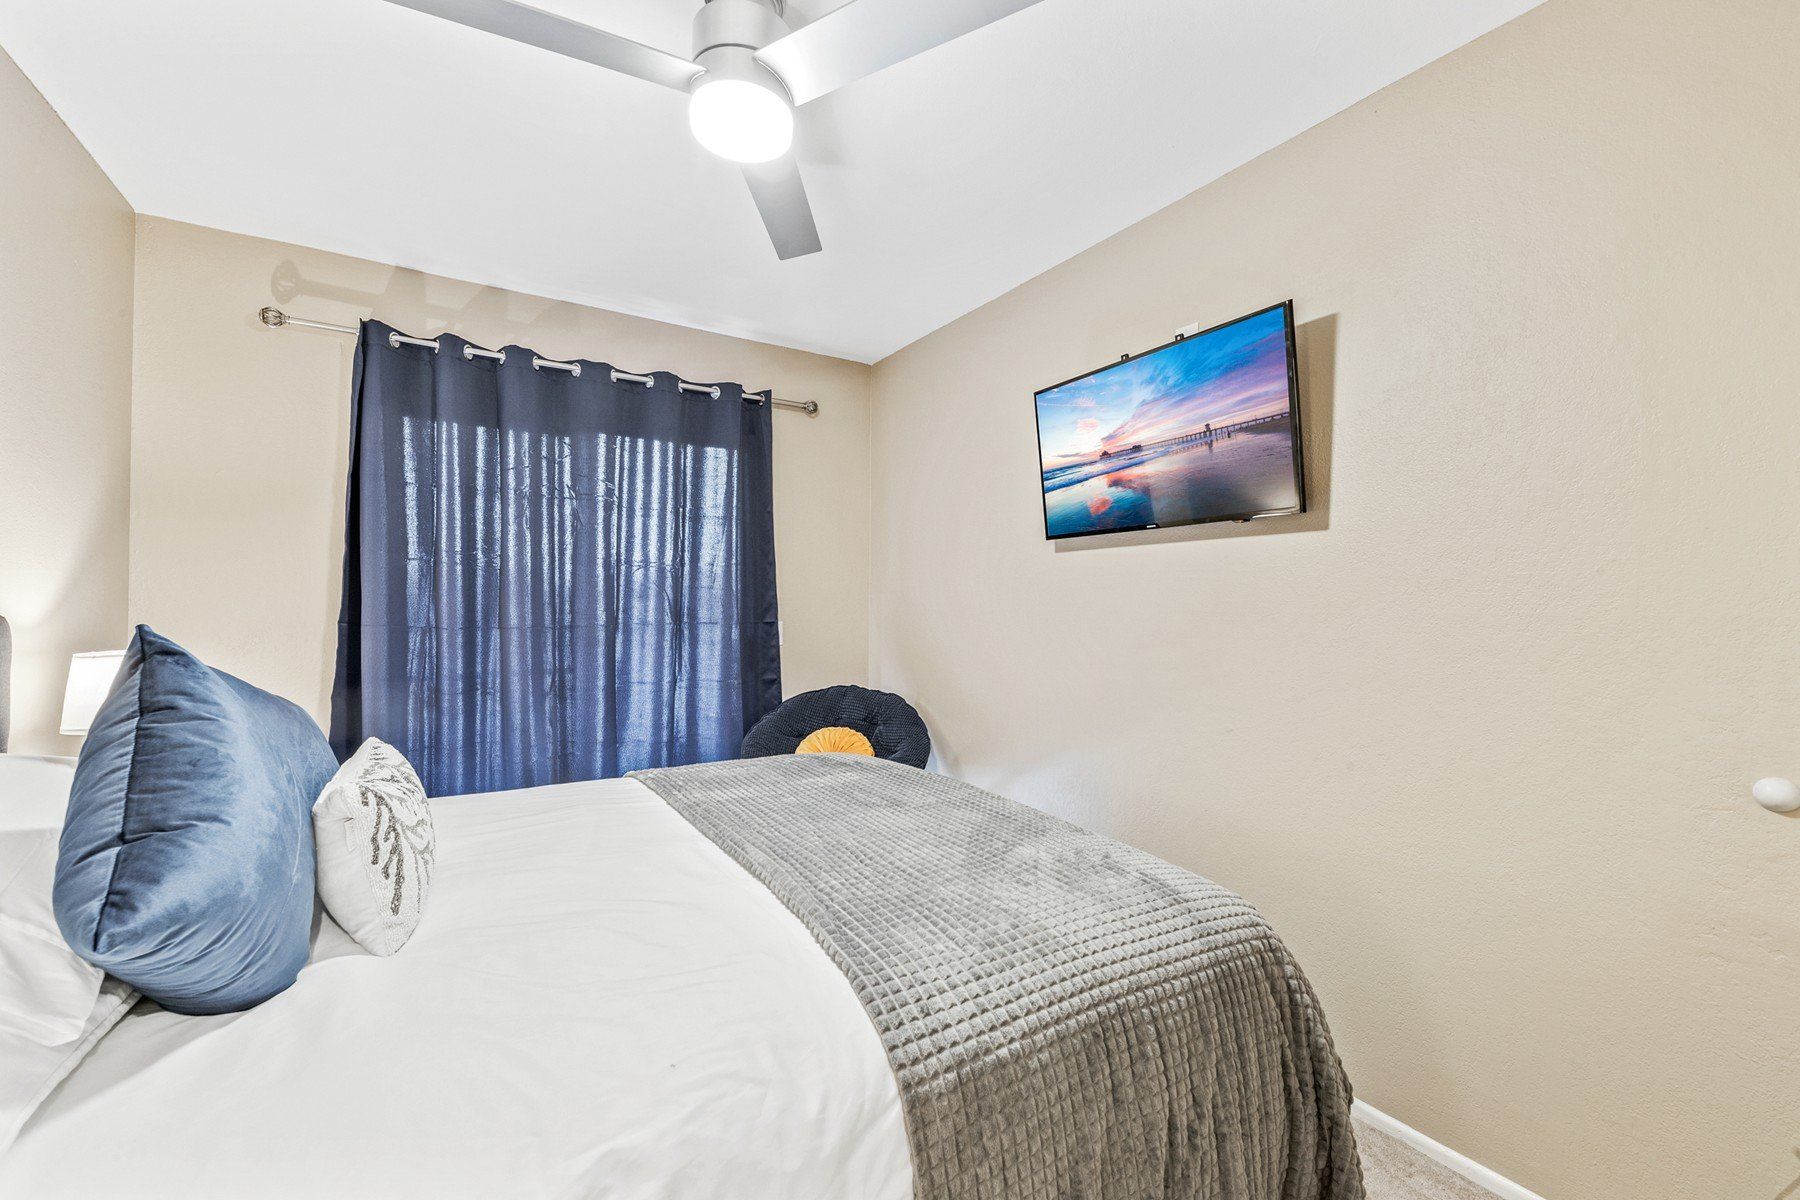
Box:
[330,321,781,796]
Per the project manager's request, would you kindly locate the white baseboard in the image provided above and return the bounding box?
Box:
[1352,1099,1548,1200]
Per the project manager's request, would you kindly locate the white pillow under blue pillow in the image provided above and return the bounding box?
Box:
[52,627,338,1015]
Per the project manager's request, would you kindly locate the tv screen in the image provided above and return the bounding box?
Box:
[1033,301,1305,539]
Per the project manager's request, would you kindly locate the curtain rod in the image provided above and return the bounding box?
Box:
[256,308,819,416]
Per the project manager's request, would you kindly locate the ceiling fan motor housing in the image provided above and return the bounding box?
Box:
[693,0,793,97]
[694,0,789,56]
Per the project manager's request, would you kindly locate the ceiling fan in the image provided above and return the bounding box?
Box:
[380,0,1048,259]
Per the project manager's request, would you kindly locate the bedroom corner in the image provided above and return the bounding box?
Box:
[0,45,133,759]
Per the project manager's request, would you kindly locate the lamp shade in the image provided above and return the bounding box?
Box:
[61,650,126,736]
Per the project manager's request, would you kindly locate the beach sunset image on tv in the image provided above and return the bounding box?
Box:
[1034,303,1303,538]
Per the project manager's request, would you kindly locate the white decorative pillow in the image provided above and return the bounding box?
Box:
[312,739,435,956]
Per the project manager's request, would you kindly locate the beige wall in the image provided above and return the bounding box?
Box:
[129,217,871,727]
[867,0,1800,1196]
[0,49,134,755]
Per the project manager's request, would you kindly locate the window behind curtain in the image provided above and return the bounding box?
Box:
[331,321,780,797]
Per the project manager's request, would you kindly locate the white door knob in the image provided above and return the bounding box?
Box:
[1752,777,1800,813]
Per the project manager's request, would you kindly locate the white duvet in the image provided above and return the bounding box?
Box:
[1,777,913,1200]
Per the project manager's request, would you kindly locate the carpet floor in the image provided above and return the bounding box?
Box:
[1356,1117,1500,1200]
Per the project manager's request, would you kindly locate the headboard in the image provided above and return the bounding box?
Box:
[0,615,11,752]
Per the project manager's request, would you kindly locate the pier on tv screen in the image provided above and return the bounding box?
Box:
[1033,301,1306,539]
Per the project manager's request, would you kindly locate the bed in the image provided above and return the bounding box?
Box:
[2,753,1361,1200]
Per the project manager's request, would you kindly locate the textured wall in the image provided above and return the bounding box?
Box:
[867,0,1800,1196]
[0,48,134,754]
[129,217,871,726]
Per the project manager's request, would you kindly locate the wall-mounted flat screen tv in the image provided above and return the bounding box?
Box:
[1033,301,1305,539]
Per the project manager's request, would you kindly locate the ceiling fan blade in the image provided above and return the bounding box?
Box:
[742,159,822,260]
[380,0,702,92]
[756,0,1046,106]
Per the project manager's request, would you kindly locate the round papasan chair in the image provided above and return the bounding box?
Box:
[739,685,930,769]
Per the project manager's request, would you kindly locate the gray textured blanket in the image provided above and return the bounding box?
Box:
[631,753,1362,1200]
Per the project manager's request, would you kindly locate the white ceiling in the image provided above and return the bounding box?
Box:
[0,0,1540,362]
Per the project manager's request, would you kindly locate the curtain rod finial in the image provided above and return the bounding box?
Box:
[259,307,286,328]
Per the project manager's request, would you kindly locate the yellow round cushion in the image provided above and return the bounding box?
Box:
[795,726,875,756]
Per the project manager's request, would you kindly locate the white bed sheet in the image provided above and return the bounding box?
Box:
[1,777,913,1200]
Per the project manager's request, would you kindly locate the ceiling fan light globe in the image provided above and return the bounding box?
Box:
[688,78,793,164]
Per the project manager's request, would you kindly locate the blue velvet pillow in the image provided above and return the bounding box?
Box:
[53,627,337,1015]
